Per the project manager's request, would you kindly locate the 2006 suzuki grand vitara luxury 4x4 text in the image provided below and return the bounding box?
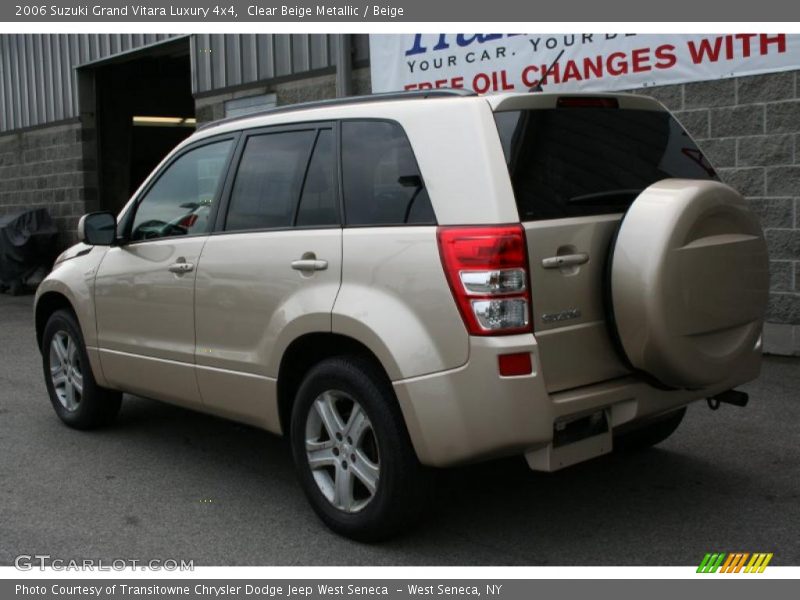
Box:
[34,90,769,540]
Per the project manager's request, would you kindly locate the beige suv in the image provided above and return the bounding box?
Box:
[34,90,769,541]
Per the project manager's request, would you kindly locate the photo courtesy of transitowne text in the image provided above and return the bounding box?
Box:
[0,1,799,599]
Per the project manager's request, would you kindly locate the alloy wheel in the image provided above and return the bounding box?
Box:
[49,331,83,412]
[304,390,380,513]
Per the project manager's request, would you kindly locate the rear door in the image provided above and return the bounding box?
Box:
[193,123,342,432]
[492,95,718,392]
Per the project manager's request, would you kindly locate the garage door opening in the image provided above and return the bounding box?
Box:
[87,38,194,215]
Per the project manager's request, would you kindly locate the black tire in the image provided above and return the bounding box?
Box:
[290,355,429,542]
[614,407,686,452]
[41,309,122,429]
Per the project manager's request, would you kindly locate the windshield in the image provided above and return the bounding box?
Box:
[494,108,718,221]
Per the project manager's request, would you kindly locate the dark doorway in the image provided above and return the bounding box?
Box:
[91,39,195,215]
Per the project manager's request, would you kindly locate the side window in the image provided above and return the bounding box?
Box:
[296,129,338,227]
[130,140,232,242]
[225,129,316,231]
[342,121,435,226]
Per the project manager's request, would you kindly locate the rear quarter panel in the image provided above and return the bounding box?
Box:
[332,227,469,380]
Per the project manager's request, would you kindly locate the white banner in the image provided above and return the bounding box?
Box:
[369,34,800,94]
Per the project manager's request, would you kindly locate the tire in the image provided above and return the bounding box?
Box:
[290,355,429,542]
[608,179,767,389]
[614,407,686,452]
[42,309,122,429]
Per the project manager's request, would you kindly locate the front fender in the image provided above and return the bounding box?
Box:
[35,246,106,346]
[34,245,109,386]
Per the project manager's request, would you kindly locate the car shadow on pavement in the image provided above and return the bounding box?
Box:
[106,393,742,565]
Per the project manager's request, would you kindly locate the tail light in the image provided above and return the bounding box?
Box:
[437,225,532,336]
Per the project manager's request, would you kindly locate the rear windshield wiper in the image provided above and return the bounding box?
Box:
[566,189,643,205]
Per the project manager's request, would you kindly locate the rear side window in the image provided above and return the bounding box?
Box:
[342,120,435,226]
[494,108,718,221]
[225,130,315,231]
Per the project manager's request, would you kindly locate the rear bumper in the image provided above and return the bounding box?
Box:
[393,334,762,469]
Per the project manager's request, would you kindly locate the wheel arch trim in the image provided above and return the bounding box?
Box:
[34,283,109,388]
[275,331,397,440]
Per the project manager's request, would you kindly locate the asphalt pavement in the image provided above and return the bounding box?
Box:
[1,293,798,566]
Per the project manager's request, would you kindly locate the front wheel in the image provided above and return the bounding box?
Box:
[42,309,122,429]
[290,356,428,542]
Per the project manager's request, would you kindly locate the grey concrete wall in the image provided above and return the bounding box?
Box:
[631,70,800,355]
[0,122,89,248]
[0,68,374,251]
[194,67,372,123]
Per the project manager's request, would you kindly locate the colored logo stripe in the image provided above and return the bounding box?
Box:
[720,553,749,573]
[698,553,773,573]
[746,553,773,573]
[697,553,726,573]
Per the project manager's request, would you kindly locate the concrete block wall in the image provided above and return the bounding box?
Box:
[195,68,372,124]
[633,71,800,355]
[0,122,89,249]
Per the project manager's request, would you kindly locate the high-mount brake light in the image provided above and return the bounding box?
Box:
[557,97,619,109]
[437,225,532,336]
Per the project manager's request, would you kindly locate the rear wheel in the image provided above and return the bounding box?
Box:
[614,407,686,452]
[290,356,428,542]
[42,309,122,429]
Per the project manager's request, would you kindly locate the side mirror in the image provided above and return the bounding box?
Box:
[77,212,117,246]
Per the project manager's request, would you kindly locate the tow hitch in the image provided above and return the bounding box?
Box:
[707,389,749,410]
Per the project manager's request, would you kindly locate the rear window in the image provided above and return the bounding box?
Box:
[494,108,718,221]
[341,120,435,226]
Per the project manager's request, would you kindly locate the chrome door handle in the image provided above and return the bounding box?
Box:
[168,262,194,274]
[541,253,589,269]
[291,259,328,272]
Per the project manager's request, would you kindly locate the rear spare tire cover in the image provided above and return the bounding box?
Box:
[610,179,768,389]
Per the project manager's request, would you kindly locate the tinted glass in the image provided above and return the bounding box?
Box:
[130,140,232,241]
[494,109,718,221]
[225,130,315,231]
[342,121,435,226]
[296,129,339,227]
